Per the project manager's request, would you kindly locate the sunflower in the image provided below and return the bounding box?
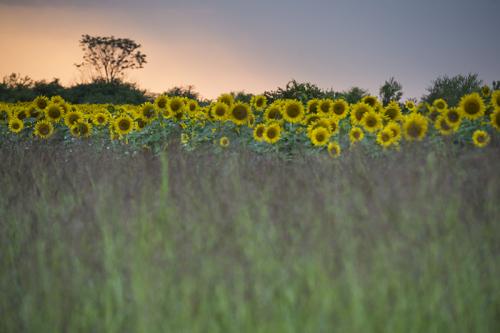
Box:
[385,121,401,141]
[306,99,320,114]
[331,99,349,119]
[28,105,42,119]
[491,90,500,109]
[405,100,417,112]
[403,113,428,141]
[376,128,395,148]
[217,93,234,107]
[253,124,266,142]
[33,96,49,110]
[490,108,500,131]
[459,93,485,120]
[8,119,24,133]
[432,98,448,112]
[155,95,168,109]
[70,124,80,137]
[114,115,134,136]
[349,127,364,144]
[264,104,283,122]
[219,136,230,148]
[251,95,267,111]
[361,110,383,132]
[362,95,379,108]
[34,120,54,139]
[168,97,186,115]
[136,117,147,131]
[264,123,281,144]
[188,100,199,113]
[50,95,65,104]
[14,109,28,121]
[309,127,331,146]
[472,130,490,148]
[481,85,491,97]
[443,108,462,128]
[383,101,402,122]
[318,99,333,116]
[45,103,64,122]
[307,118,331,137]
[93,112,109,126]
[304,114,322,126]
[211,102,229,121]
[283,100,305,123]
[434,115,454,135]
[64,110,83,127]
[327,142,341,158]
[328,118,340,135]
[351,102,372,125]
[230,102,251,125]
[140,103,157,121]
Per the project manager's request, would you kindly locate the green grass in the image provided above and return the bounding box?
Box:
[1,142,499,332]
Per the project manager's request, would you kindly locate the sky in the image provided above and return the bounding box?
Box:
[0,0,499,99]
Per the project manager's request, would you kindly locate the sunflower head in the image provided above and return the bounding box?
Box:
[187,100,199,114]
[362,95,379,108]
[28,105,42,119]
[155,95,169,109]
[217,93,234,107]
[306,99,320,114]
[403,113,428,141]
[251,95,267,111]
[383,101,402,122]
[230,102,252,125]
[50,95,65,104]
[168,97,186,115]
[318,99,333,115]
[351,102,373,125]
[34,120,54,139]
[434,115,454,135]
[8,119,24,134]
[283,100,305,123]
[264,123,281,144]
[264,104,283,122]
[327,142,341,158]
[0,107,10,123]
[349,127,364,144]
[33,96,49,110]
[93,112,109,126]
[432,98,448,112]
[444,107,462,126]
[64,110,83,127]
[211,102,229,121]
[472,130,490,148]
[405,100,417,112]
[361,110,383,132]
[309,127,331,146]
[114,115,135,136]
[481,85,491,97]
[253,124,266,142]
[332,99,349,119]
[459,93,485,120]
[490,90,500,109]
[45,103,64,122]
[385,121,401,141]
[377,128,395,148]
[307,119,331,137]
[219,136,230,148]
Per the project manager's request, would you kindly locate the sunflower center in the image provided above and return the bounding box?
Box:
[334,104,345,115]
[267,128,277,139]
[464,100,480,115]
[477,135,485,143]
[407,122,422,138]
[447,111,459,122]
[39,125,50,135]
[256,127,264,137]
[232,105,248,120]
[382,133,390,141]
[170,101,182,112]
[286,105,300,118]
[48,108,60,119]
[366,116,377,127]
[440,120,451,131]
[119,119,130,131]
[215,107,226,117]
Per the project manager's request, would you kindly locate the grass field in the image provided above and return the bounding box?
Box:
[1,140,499,332]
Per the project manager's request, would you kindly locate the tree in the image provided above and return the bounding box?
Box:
[379,77,403,105]
[75,34,147,83]
[422,73,482,107]
[340,87,368,104]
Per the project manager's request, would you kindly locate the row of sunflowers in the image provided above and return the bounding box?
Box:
[1,88,499,157]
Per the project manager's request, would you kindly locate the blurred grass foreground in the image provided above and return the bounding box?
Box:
[1,142,499,332]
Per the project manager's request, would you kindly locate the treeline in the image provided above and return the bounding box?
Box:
[1,72,497,106]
